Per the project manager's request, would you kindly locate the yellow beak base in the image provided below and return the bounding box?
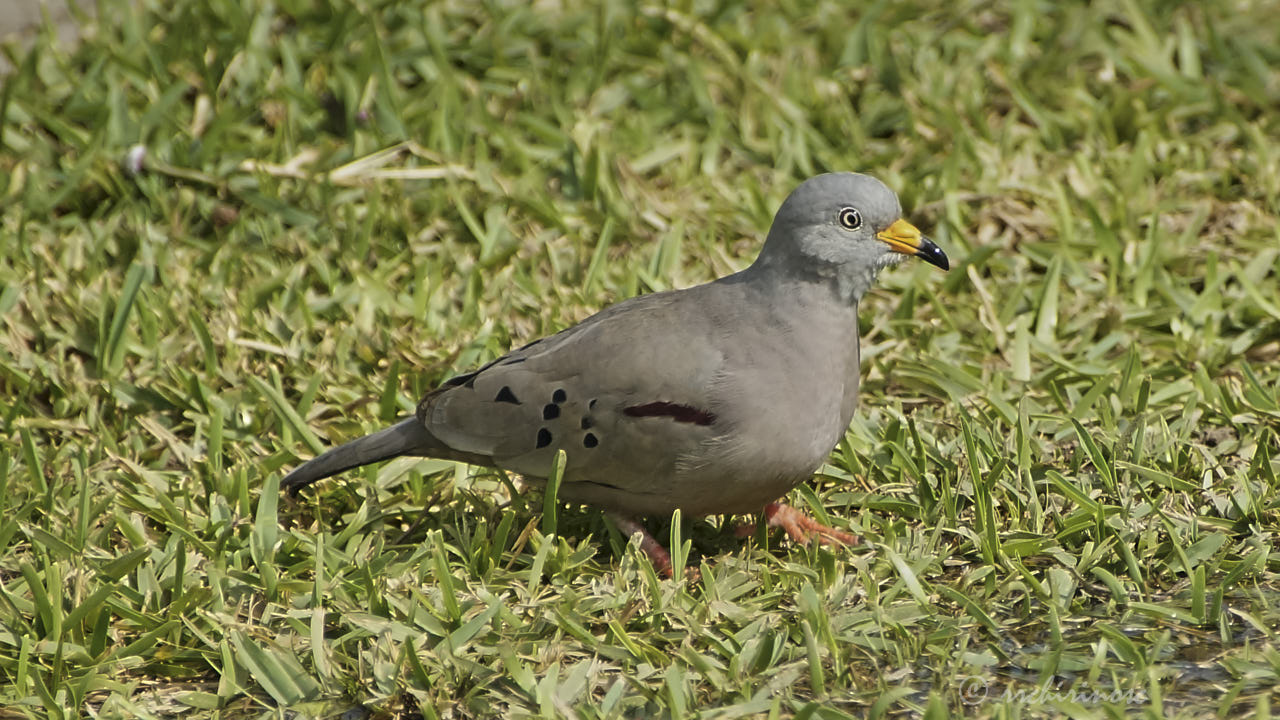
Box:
[876,218,949,270]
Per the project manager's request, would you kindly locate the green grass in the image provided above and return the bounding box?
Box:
[2,0,1279,717]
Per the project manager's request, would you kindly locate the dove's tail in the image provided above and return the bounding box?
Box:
[281,418,436,495]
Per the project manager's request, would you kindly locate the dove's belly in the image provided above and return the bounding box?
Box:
[551,421,841,516]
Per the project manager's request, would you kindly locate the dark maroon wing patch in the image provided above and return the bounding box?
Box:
[623,402,717,426]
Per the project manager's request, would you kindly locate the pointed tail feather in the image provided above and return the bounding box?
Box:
[281,418,435,495]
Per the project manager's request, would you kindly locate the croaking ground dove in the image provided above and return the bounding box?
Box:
[280,173,949,575]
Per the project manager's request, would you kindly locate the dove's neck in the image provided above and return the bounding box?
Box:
[743,252,881,307]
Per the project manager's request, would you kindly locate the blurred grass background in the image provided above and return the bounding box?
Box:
[1,0,1278,717]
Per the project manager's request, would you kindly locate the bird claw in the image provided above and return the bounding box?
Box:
[612,502,855,579]
[736,502,859,546]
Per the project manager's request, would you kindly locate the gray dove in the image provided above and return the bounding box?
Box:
[281,173,948,575]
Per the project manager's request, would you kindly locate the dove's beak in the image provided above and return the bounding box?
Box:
[877,218,949,271]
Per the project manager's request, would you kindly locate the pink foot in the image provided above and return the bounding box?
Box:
[735,502,859,546]
[609,513,673,577]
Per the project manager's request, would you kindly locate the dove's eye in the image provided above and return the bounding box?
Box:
[837,207,862,230]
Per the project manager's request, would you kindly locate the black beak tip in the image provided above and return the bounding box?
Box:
[919,238,949,271]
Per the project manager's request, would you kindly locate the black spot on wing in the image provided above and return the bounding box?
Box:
[495,386,520,404]
[543,404,560,420]
[580,416,592,429]
[536,428,553,448]
[583,433,598,448]
[552,388,567,404]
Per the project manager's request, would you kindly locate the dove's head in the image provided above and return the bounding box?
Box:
[753,173,948,302]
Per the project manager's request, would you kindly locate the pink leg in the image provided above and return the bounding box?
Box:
[609,513,673,577]
[736,502,859,546]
